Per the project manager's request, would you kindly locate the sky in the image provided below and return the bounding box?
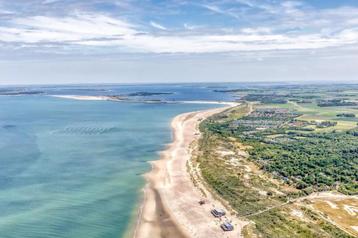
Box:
[1,0,358,85]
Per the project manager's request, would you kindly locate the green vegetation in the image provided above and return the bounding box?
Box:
[197,103,356,237]
[251,131,357,194]
[198,84,358,237]
[318,99,357,107]
[203,105,358,194]
[242,94,288,104]
[337,113,356,118]
[198,129,289,216]
[198,105,298,211]
[315,120,337,128]
[248,207,352,238]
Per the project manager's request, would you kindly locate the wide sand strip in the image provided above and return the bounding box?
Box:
[134,105,246,238]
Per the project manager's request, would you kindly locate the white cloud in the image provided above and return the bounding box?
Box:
[241,27,272,34]
[42,0,61,4]
[150,21,167,30]
[2,1,358,84]
[235,0,256,8]
[0,13,135,44]
[201,1,358,36]
[0,4,14,15]
[202,4,241,19]
[184,23,198,30]
[0,12,358,54]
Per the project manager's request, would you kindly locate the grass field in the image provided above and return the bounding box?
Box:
[299,195,358,237]
[260,101,358,132]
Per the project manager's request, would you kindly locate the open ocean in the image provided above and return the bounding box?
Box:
[0,84,236,238]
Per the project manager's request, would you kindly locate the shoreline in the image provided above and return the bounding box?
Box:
[50,95,238,106]
[134,104,247,238]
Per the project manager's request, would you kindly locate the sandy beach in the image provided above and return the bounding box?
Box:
[134,105,247,238]
[51,95,113,101]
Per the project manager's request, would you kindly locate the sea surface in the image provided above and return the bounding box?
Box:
[0,84,235,238]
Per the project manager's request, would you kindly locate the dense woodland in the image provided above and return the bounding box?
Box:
[202,107,358,195]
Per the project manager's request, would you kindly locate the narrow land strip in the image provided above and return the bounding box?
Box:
[134,105,247,238]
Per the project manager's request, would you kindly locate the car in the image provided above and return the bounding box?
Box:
[211,208,225,217]
[220,222,234,231]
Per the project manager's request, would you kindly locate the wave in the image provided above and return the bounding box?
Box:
[53,126,120,135]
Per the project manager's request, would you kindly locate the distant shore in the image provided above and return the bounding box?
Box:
[50,95,124,101]
[51,94,238,106]
[134,103,247,238]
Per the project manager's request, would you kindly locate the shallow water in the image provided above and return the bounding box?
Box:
[0,87,227,238]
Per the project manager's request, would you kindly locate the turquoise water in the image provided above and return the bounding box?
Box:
[0,94,218,238]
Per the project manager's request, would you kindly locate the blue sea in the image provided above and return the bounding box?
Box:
[0,84,236,238]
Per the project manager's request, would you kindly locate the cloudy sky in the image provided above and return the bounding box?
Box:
[1,0,358,84]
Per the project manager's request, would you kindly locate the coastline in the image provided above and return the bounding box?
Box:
[50,95,114,101]
[134,104,247,238]
[51,95,238,106]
